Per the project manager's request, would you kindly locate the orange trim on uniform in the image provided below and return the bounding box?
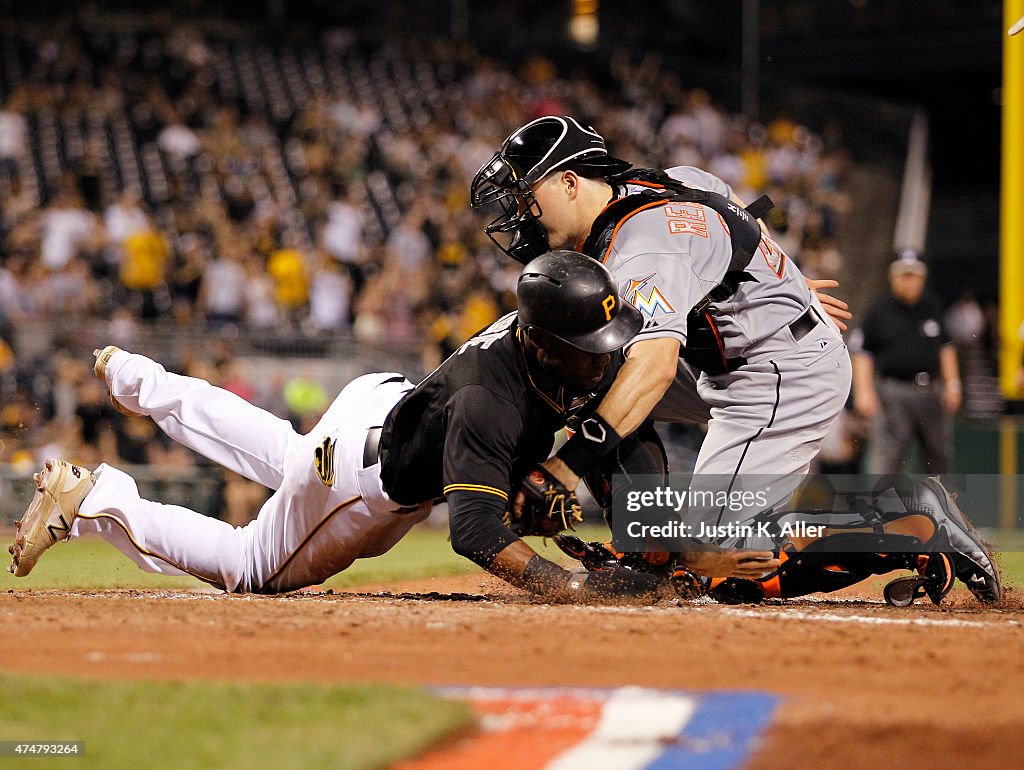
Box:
[621,179,667,189]
[704,311,730,369]
[257,494,363,592]
[922,553,955,593]
[760,550,788,598]
[76,511,224,588]
[600,201,669,264]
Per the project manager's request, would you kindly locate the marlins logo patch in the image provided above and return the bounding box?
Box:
[625,274,676,318]
[314,436,337,486]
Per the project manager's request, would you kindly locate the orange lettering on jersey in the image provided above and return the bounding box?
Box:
[758,235,786,278]
[663,202,709,238]
[601,294,616,321]
[668,219,710,237]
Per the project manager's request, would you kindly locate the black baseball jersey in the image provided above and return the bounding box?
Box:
[858,293,950,380]
[379,312,614,566]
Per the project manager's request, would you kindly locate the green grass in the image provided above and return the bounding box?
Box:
[4,523,1022,591]
[0,675,471,770]
[0,523,605,592]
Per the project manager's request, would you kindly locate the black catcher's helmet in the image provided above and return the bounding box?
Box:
[471,116,632,265]
[517,250,641,354]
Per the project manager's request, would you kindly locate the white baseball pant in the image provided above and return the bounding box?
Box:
[70,351,431,592]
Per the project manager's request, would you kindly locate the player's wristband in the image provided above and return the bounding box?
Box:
[556,414,622,477]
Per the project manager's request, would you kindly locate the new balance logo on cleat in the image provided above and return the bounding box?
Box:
[45,514,71,543]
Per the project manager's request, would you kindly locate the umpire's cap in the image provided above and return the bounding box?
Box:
[500,116,632,184]
[889,249,928,276]
[517,250,642,354]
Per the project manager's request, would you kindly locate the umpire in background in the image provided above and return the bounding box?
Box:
[852,251,961,473]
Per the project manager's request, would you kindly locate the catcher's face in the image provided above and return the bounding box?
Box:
[530,172,582,250]
[534,334,612,392]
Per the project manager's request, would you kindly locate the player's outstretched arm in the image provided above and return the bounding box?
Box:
[490,541,666,602]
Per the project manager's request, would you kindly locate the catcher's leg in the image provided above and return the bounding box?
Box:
[572,423,676,575]
[95,347,299,489]
[910,477,1001,602]
[708,513,954,606]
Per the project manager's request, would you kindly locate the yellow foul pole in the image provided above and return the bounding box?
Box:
[1003,1,1024,399]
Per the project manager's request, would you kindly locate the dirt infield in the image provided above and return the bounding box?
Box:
[2,577,1022,769]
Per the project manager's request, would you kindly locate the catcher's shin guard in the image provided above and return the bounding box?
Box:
[883,553,955,607]
[908,477,1001,603]
[707,577,766,604]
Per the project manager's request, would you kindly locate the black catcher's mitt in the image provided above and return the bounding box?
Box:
[504,465,584,537]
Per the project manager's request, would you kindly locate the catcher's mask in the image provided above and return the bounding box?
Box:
[471,116,631,264]
[517,249,641,355]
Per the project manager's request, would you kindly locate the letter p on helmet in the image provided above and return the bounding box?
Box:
[602,294,616,321]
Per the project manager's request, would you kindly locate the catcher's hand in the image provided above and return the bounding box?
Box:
[505,465,584,537]
[806,278,852,332]
[678,545,779,578]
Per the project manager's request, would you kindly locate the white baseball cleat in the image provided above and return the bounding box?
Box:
[92,345,141,417]
[8,459,96,577]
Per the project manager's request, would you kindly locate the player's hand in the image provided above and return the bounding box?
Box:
[854,388,880,420]
[806,278,852,332]
[679,546,780,578]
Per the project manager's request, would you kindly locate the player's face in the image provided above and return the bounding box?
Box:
[531,173,578,249]
[535,336,612,392]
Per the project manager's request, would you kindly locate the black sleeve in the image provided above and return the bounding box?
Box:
[447,490,518,568]
[442,385,524,567]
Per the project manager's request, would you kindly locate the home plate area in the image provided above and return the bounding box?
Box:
[396,687,779,770]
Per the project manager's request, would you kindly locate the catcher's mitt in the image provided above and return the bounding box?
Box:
[504,465,583,537]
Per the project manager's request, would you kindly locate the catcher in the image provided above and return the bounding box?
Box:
[9,250,773,600]
[472,115,1001,607]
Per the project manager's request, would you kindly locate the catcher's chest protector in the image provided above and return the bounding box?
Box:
[579,169,773,375]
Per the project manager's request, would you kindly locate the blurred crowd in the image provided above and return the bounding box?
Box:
[0,18,853,498]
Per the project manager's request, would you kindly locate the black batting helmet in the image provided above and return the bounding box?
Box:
[517,250,641,354]
[471,116,632,265]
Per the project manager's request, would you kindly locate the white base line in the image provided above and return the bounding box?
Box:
[719,606,1019,629]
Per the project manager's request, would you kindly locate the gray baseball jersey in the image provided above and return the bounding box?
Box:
[604,166,852,544]
[608,166,813,362]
